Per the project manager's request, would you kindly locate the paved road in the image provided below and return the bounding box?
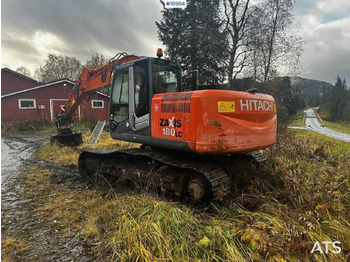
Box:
[304,109,350,142]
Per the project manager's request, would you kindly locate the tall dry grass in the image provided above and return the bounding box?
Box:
[32,130,349,261]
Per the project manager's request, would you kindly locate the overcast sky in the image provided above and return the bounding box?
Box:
[1,0,350,84]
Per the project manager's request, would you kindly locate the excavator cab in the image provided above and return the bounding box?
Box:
[109,58,181,139]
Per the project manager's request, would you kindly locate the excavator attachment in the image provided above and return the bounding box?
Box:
[50,132,83,147]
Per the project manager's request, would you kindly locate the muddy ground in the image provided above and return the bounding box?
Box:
[1,134,93,261]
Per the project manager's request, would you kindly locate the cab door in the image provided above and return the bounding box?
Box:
[110,60,150,134]
[110,65,131,133]
[128,60,150,131]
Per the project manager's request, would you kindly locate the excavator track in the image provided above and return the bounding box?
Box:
[78,147,265,202]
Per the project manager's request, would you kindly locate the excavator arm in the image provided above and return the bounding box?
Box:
[52,53,140,145]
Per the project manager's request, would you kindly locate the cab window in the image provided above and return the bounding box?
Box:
[111,69,129,123]
[134,61,149,118]
[152,61,180,94]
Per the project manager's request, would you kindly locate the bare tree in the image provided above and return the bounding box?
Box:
[34,54,83,82]
[85,53,109,69]
[256,0,302,83]
[16,66,32,78]
[223,0,252,89]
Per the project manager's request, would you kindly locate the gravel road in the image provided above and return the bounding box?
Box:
[1,134,91,261]
[1,135,47,188]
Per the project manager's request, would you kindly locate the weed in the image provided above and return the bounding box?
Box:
[26,129,350,261]
[317,104,350,134]
[1,118,55,134]
[37,131,139,166]
[1,237,30,262]
[290,109,305,127]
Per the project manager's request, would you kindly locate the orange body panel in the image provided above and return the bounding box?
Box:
[151,90,277,154]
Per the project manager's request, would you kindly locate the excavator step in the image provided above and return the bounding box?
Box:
[86,120,106,147]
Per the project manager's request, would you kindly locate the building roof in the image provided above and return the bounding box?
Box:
[1,67,40,84]
[1,79,110,99]
[1,79,75,98]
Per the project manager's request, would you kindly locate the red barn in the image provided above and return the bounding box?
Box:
[1,68,109,123]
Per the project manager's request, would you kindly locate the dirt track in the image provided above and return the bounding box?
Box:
[1,134,92,261]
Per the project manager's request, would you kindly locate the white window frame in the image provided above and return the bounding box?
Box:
[91,100,104,109]
[18,99,36,109]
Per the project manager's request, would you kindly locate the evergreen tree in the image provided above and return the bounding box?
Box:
[276,77,296,114]
[328,76,349,120]
[156,0,227,86]
[329,76,341,120]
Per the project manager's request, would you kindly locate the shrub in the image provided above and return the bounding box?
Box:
[2,118,54,133]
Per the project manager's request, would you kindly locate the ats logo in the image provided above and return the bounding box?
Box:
[160,117,182,137]
[311,241,341,254]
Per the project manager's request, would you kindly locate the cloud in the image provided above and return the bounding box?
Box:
[1,0,164,74]
[291,0,350,83]
[1,0,350,84]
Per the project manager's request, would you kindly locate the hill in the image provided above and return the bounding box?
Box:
[289,76,333,96]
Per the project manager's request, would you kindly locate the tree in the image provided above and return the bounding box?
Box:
[341,102,350,121]
[16,66,32,78]
[328,76,349,120]
[156,0,227,86]
[252,0,302,83]
[274,76,296,114]
[222,0,252,89]
[221,0,301,89]
[34,54,83,82]
[85,53,109,69]
[341,79,350,121]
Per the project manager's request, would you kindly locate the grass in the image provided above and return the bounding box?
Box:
[14,129,350,261]
[37,131,139,166]
[1,237,30,262]
[320,120,350,134]
[317,104,332,120]
[1,117,108,135]
[1,118,56,134]
[317,104,350,134]
[290,109,305,126]
[291,129,350,155]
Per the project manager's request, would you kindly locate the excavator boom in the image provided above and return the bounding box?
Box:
[51,53,140,145]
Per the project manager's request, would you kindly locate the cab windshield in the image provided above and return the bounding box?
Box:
[152,60,180,94]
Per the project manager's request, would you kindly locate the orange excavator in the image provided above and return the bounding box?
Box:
[52,49,277,201]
